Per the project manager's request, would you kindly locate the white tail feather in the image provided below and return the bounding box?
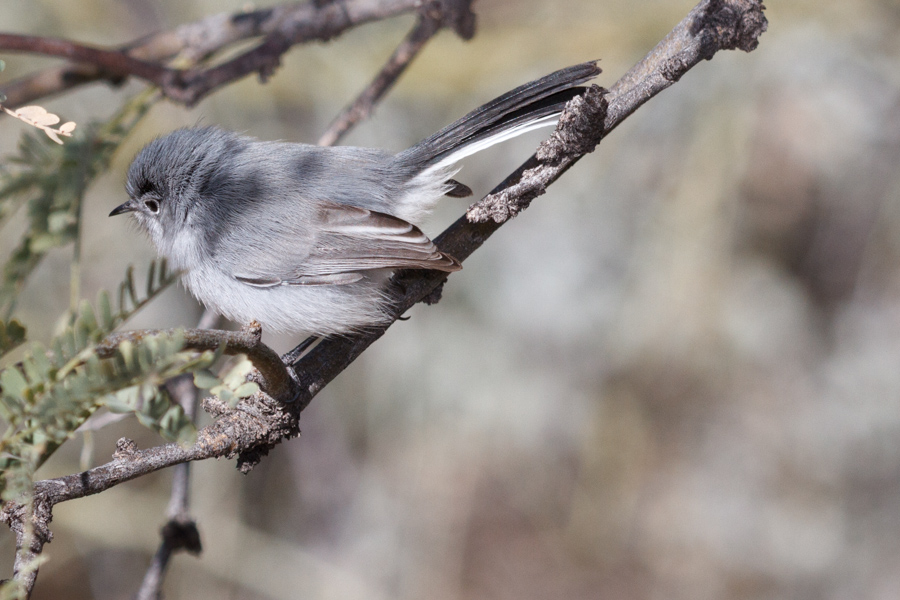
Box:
[393,114,563,224]
[421,114,560,177]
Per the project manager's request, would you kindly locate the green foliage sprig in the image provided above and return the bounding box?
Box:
[0,87,264,505]
[0,259,197,497]
[0,90,155,317]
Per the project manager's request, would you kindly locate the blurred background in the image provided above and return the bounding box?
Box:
[3,0,900,598]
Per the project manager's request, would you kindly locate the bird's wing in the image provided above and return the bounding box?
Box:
[233,202,460,287]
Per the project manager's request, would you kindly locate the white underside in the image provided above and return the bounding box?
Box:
[184,265,394,336]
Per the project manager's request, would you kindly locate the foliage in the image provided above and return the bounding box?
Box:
[0,260,199,498]
[194,357,259,407]
[0,91,152,317]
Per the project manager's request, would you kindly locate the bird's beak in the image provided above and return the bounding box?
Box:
[109,200,138,217]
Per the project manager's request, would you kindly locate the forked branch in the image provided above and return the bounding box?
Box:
[0,0,475,107]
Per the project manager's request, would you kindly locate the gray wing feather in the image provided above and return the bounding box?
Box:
[233,202,460,287]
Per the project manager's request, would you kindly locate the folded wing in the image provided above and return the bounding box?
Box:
[234,202,460,287]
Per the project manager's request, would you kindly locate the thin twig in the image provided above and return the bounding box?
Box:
[164,375,200,519]
[134,309,216,600]
[95,322,298,403]
[317,13,443,146]
[135,375,202,600]
[0,498,52,599]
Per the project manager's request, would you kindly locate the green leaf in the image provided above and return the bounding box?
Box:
[78,300,98,334]
[118,340,135,371]
[192,371,220,390]
[47,210,73,234]
[222,357,254,388]
[0,367,28,398]
[0,319,26,357]
[157,405,196,444]
[232,381,259,398]
[210,386,234,405]
[97,290,113,331]
[106,386,138,413]
[61,329,76,360]
[146,260,156,297]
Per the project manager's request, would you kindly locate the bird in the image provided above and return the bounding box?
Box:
[110,61,600,336]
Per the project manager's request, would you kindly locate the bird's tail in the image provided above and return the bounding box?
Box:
[395,61,601,174]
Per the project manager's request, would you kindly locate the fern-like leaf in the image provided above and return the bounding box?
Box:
[0,91,156,317]
[0,319,26,358]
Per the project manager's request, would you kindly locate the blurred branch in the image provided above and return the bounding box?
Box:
[0,33,169,88]
[2,0,766,595]
[317,11,444,146]
[135,375,202,600]
[0,0,475,107]
[0,498,51,600]
[134,309,217,600]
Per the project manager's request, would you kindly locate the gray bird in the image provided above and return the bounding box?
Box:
[110,62,600,336]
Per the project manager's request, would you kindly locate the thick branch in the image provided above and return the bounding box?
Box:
[10,0,766,538]
[0,34,169,85]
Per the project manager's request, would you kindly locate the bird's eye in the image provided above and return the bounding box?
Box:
[144,199,160,214]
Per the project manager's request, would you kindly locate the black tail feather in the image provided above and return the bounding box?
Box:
[396,61,601,170]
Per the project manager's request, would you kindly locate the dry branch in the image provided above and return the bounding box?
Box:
[287,0,768,406]
[96,323,298,403]
[0,0,475,107]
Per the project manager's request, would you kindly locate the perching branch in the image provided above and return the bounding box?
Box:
[2,0,766,595]
[0,0,475,107]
